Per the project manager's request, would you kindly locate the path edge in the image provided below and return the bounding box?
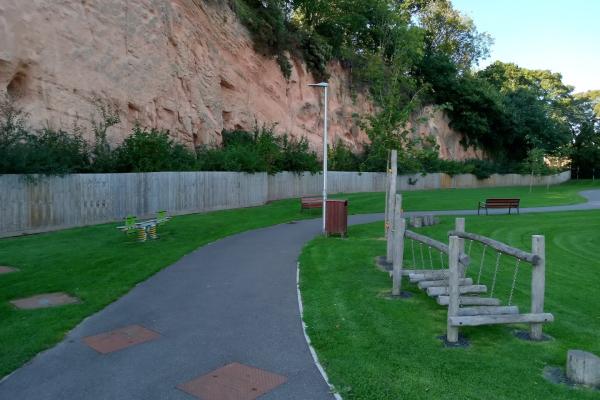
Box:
[296,261,343,400]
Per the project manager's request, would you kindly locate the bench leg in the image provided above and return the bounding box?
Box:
[509,207,511,215]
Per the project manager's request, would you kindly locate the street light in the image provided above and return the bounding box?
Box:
[308,82,329,234]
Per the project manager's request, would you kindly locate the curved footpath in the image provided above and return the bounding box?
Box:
[1,190,600,400]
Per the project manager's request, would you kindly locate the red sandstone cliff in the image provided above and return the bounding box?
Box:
[0,0,481,159]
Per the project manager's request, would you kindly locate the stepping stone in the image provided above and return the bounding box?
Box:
[0,266,18,275]
[10,292,79,310]
[178,362,287,400]
[83,324,160,354]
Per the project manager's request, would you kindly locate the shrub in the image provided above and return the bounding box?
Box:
[113,125,197,172]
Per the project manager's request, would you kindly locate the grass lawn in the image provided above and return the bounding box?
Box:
[0,179,597,379]
[299,211,600,399]
[332,179,598,213]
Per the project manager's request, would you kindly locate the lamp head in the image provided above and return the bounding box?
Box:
[308,82,328,88]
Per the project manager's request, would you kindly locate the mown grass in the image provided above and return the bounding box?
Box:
[0,180,597,379]
[299,211,600,399]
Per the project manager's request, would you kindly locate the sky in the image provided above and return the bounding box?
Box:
[451,0,600,93]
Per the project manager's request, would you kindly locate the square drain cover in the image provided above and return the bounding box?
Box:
[177,362,286,400]
[10,292,79,309]
[83,324,160,354]
[0,266,18,275]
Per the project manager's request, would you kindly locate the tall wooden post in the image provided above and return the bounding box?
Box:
[386,150,398,263]
[455,218,466,276]
[447,235,461,343]
[530,235,546,340]
[384,152,390,236]
[392,194,405,296]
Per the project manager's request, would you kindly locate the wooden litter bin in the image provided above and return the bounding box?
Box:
[326,199,348,236]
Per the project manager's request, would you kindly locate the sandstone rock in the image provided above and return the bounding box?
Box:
[0,0,479,160]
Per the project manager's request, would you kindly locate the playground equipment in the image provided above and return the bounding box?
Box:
[117,211,171,242]
[387,203,554,343]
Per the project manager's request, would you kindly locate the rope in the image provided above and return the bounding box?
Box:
[508,259,521,306]
[490,252,501,297]
[428,246,433,268]
[411,239,416,268]
[477,245,487,284]
[419,242,425,269]
[440,250,445,269]
[468,239,474,256]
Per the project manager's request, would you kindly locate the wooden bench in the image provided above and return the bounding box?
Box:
[478,198,520,215]
[300,196,323,211]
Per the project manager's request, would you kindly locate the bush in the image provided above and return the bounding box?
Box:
[197,125,319,174]
[113,125,197,172]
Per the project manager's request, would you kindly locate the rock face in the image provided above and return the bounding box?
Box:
[0,0,479,159]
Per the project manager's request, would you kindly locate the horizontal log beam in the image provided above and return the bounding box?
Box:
[448,230,539,264]
[449,313,554,327]
[405,230,448,253]
[409,270,449,282]
[437,296,502,306]
[457,306,519,316]
[418,278,473,289]
[427,284,487,297]
[402,269,441,276]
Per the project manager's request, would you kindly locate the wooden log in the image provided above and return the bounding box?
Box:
[448,230,538,264]
[457,306,519,316]
[406,230,447,253]
[427,284,487,297]
[446,236,461,343]
[391,195,405,296]
[413,216,423,228]
[409,270,449,282]
[448,312,554,327]
[455,218,466,277]
[418,278,473,289]
[437,296,502,306]
[403,268,443,276]
[386,150,397,263]
[530,235,546,340]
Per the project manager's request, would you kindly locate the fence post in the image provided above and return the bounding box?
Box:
[392,194,405,296]
[447,235,460,343]
[455,218,466,276]
[530,235,546,340]
[386,150,398,263]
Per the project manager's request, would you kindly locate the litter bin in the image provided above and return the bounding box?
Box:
[326,199,348,236]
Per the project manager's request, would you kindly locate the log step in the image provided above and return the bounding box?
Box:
[449,312,554,327]
[418,278,473,290]
[437,296,502,306]
[427,285,487,297]
[402,269,443,277]
[409,270,449,282]
[457,306,519,316]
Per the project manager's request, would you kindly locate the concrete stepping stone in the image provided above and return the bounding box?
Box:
[0,266,18,275]
[83,324,160,354]
[10,292,79,310]
[177,362,287,400]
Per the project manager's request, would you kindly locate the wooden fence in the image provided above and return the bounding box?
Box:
[0,170,570,238]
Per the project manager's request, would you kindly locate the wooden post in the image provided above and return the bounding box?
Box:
[384,152,390,236]
[447,235,460,343]
[530,235,546,340]
[455,218,466,276]
[392,194,405,296]
[386,150,398,263]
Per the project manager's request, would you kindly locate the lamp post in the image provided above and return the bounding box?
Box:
[308,82,329,234]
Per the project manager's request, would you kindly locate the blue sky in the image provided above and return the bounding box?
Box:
[452,0,599,93]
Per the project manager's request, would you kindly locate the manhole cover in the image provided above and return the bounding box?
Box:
[10,292,79,310]
[177,362,287,400]
[83,324,160,354]
[0,266,18,275]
